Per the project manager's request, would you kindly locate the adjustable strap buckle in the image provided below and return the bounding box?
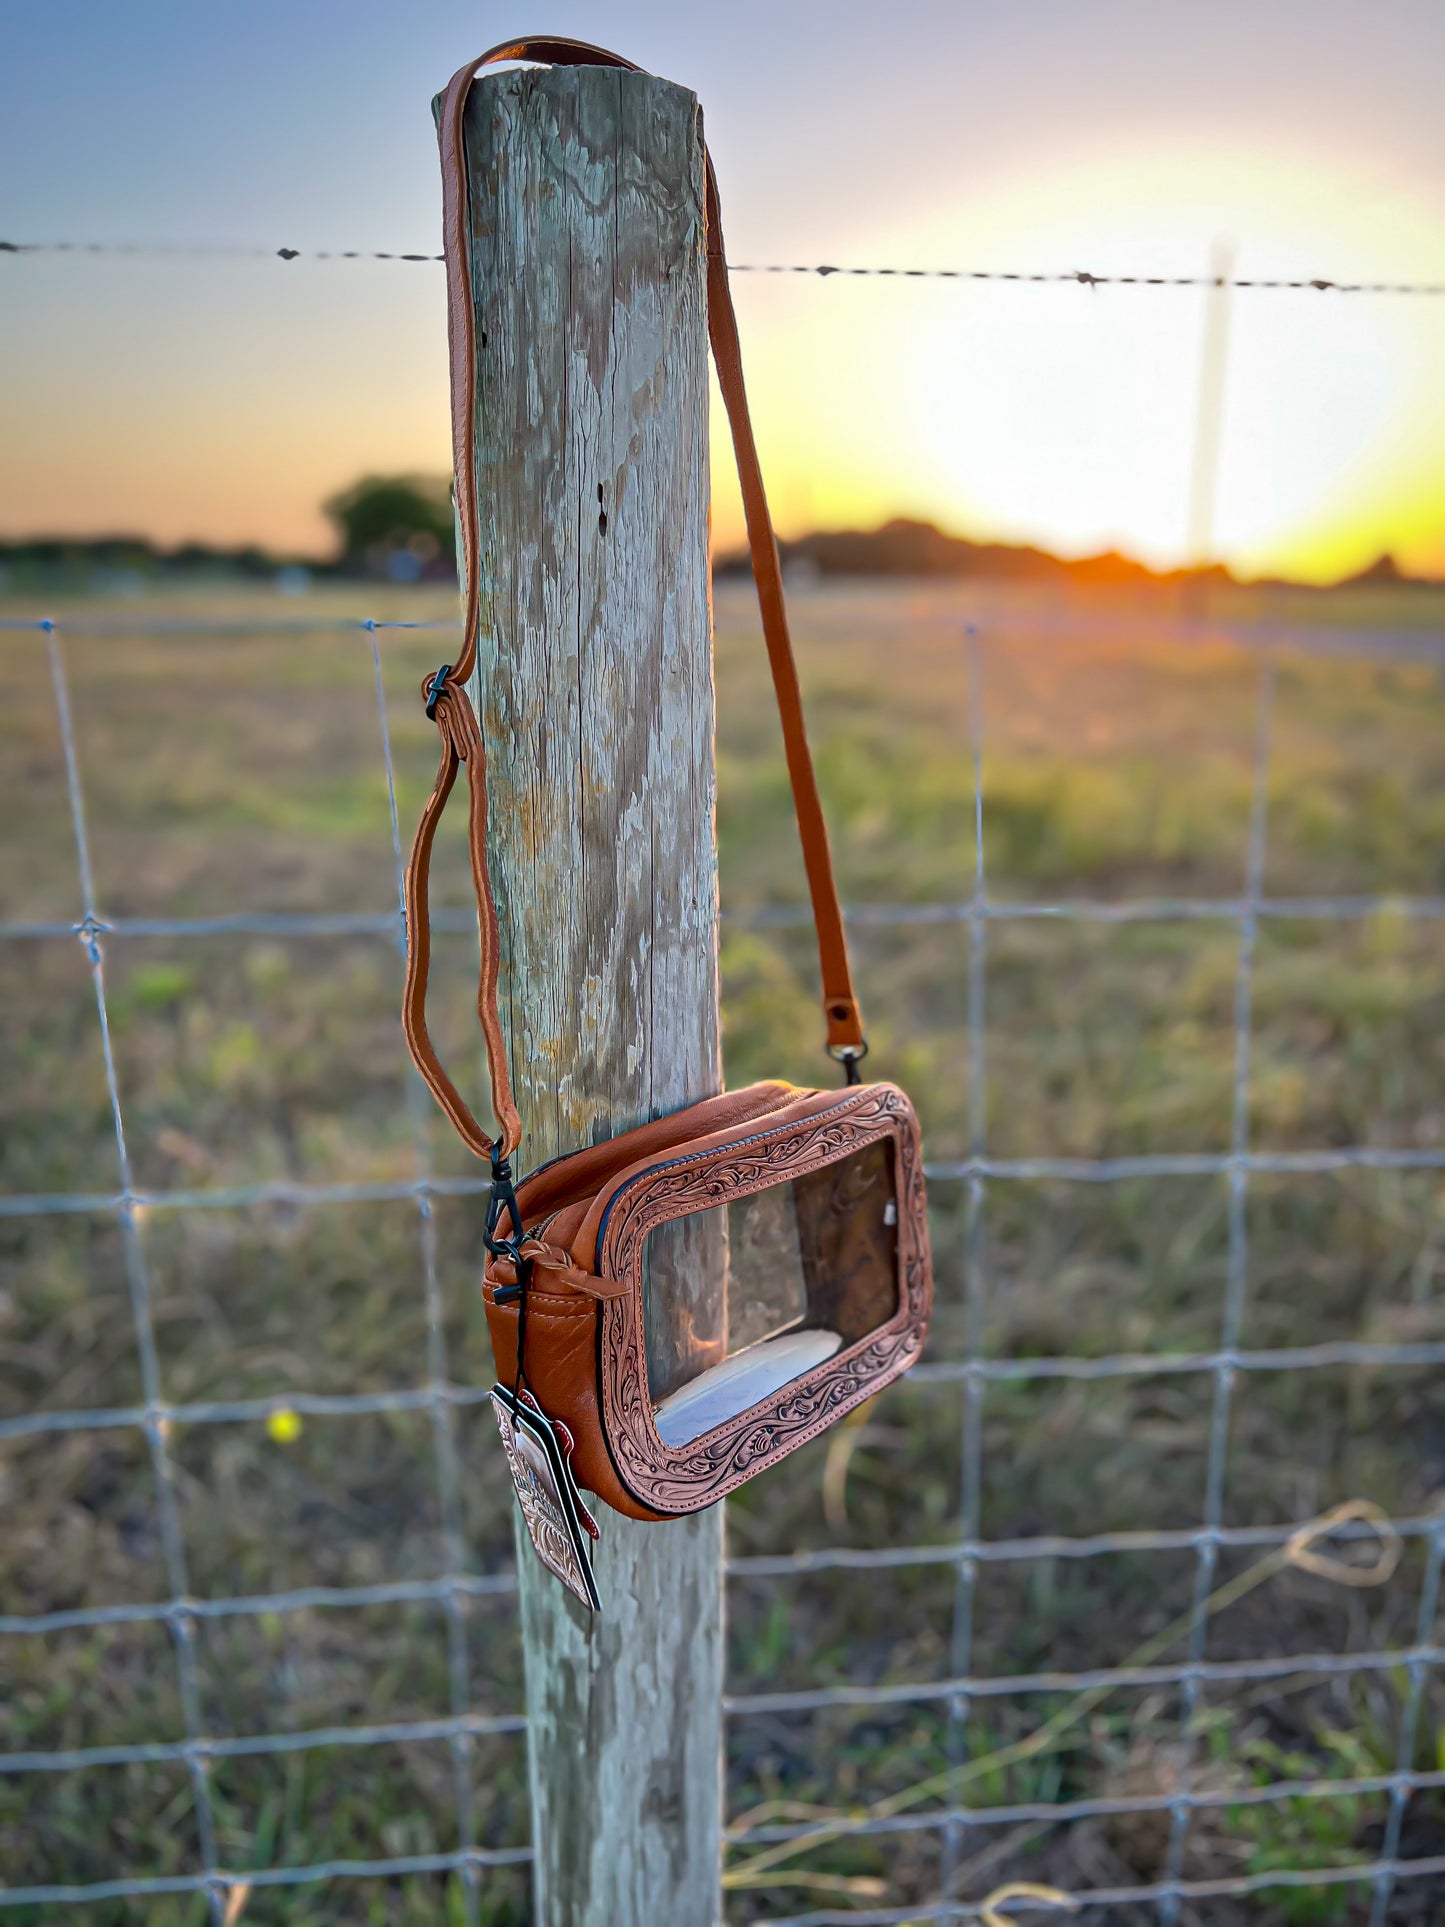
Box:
[424,663,453,720]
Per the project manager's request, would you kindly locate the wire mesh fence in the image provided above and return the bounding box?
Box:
[2,597,1444,1923]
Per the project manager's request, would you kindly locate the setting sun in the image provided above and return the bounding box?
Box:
[713,140,1445,582]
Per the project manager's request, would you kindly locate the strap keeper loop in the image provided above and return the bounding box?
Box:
[424,663,453,720]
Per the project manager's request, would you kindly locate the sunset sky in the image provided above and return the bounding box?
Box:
[5,1,1444,582]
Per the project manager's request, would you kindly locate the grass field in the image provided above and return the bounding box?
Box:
[3,578,1445,1923]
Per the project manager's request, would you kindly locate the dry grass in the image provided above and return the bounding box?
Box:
[3,579,1445,1922]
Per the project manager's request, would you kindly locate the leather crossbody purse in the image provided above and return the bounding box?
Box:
[403,38,933,1601]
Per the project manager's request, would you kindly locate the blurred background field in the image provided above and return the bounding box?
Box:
[3,575,1444,1921]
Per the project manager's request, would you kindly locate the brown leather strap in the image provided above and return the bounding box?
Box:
[403,36,865,1163]
[701,167,864,1058]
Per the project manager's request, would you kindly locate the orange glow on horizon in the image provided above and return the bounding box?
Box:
[710,138,1445,586]
[4,138,1442,588]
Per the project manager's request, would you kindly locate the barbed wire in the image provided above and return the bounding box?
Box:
[3,236,1443,293]
[737,264,1445,295]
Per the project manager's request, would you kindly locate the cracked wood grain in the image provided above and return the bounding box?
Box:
[445,63,724,1926]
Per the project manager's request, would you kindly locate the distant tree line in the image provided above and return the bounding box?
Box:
[715,518,1437,592]
[0,476,457,592]
[1,487,1435,594]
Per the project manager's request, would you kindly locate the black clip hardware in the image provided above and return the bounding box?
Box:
[424,663,453,720]
[829,1040,870,1087]
[486,1146,528,1304]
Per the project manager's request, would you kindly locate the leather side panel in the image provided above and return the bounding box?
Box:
[482,1280,664,1520]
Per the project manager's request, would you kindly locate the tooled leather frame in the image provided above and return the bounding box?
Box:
[596,1083,931,1514]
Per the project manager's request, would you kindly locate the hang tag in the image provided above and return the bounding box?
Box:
[490,1383,602,1612]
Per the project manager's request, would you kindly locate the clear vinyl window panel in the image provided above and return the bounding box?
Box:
[641,1139,899,1446]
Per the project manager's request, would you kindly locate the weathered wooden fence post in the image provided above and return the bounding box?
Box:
[445,61,724,1925]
